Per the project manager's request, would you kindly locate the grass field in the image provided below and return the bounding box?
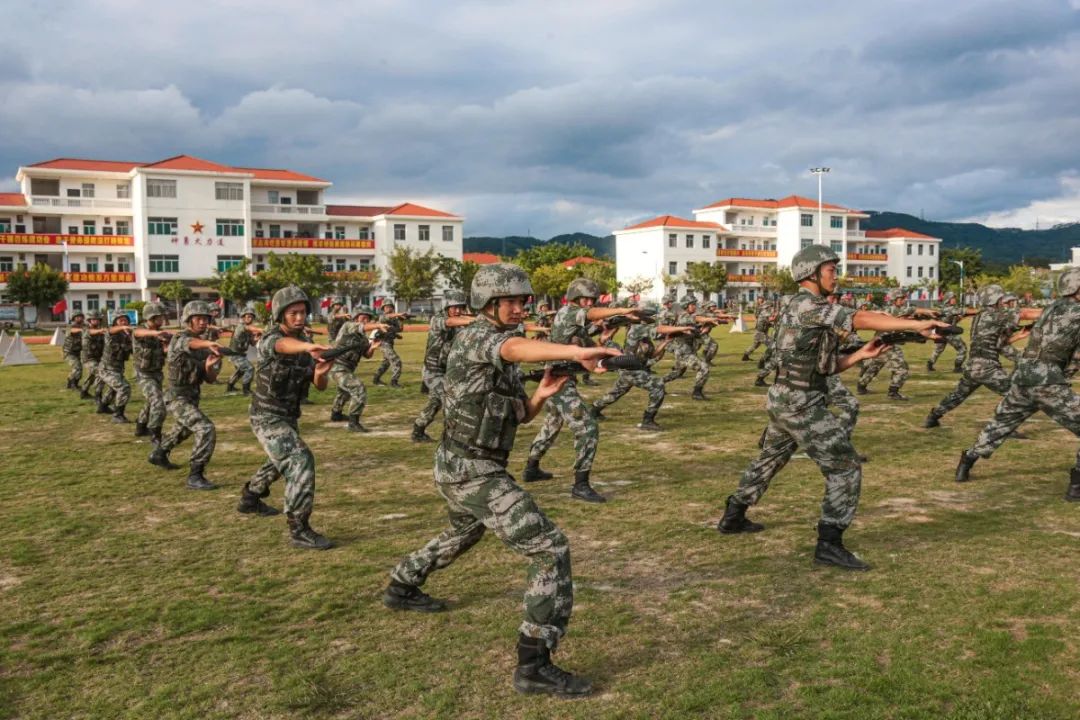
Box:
[1,325,1078,719]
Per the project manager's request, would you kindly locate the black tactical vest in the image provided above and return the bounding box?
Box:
[102,330,132,370]
[81,331,104,361]
[133,331,165,373]
[1023,299,1074,368]
[774,294,832,393]
[62,327,82,355]
[230,324,253,353]
[251,326,313,419]
[328,315,347,342]
[330,323,370,373]
[167,330,208,401]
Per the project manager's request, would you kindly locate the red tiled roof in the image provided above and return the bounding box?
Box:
[621,214,727,231]
[701,195,852,212]
[326,204,394,217]
[866,227,939,240]
[0,192,27,206]
[385,202,459,218]
[562,256,607,268]
[29,158,145,173]
[235,167,329,183]
[463,252,501,265]
[142,155,242,173]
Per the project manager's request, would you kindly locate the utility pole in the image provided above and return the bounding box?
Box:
[810,167,830,246]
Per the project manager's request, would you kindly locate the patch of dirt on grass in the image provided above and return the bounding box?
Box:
[873,497,934,522]
[0,572,21,591]
[925,490,973,511]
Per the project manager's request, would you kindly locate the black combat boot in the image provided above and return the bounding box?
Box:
[952,360,963,373]
[411,423,433,442]
[1066,468,1080,502]
[382,579,447,612]
[513,634,593,697]
[926,360,935,371]
[111,406,129,424]
[741,352,751,362]
[523,458,554,482]
[66,378,76,390]
[692,386,708,400]
[286,511,333,549]
[96,400,111,414]
[591,404,608,421]
[373,374,386,386]
[149,427,163,448]
[856,384,868,395]
[753,377,768,388]
[241,381,251,396]
[814,522,870,570]
[148,447,179,470]
[637,411,661,431]
[887,385,909,401]
[347,414,369,433]
[225,381,237,393]
[329,410,346,422]
[955,450,978,483]
[717,496,765,534]
[390,379,403,388]
[236,482,280,516]
[133,421,149,437]
[79,386,92,400]
[571,471,605,503]
[923,412,942,428]
[186,463,218,490]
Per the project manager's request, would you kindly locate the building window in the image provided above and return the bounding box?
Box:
[685,234,694,249]
[85,257,99,272]
[442,225,453,242]
[906,266,912,278]
[105,300,115,311]
[215,182,244,201]
[102,224,113,235]
[119,293,132,307]
[82,220,96,235]
[67,188,81,198]
[929,245,935,256]
[0,219,10,233]
[71,300,82,312]
[668,261,678,275]
[148,217,178,235]
[68,226,79,235]
[906,244,912,255]
[918,266,924,278]
[419,225,430,241]
[830,215,843,229]
[0,256,12,272]
[86,295,100,311]
[216,256,244,272]
[360,227,371,240]
[702,235,711,249]
[117,257,131,272]
[918,244,924,256]
[269,224,281,238]
[69,262,80,272]
[334,258,346,271]
[81,183,95,198]
[149,255,180,273]
[929,266,935,278]
[668,234,676,248]
[267,190,280,204]
[116,183,130,199]
[801,239,813,249]
[831,241,842,253]
[116,220,130,235]
[146,179,177,198]
[216,219,244,236]
[104,255,115,272]
[333,226,345,240]
[394,224,406,241]
[801,214,813,227]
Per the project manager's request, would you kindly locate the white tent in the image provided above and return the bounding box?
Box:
[1,333,40,366]
[729,315,746,333]
[0,331,11,355]
[49,327,64,346]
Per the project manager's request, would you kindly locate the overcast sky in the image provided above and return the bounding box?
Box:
[3,0,1080,237]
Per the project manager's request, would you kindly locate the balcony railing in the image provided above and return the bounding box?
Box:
[0,271,136,284]
[324,270,377,282]
[726,224,777,235]
[252,237,374,250]
[716,248,777,258]
[726,273,763,284]
[843,275,890,286]
[847,230,866,238]
[250,204,326,215]
[846,252,888,262]
[30,196,132,210]
[0,232,134,247]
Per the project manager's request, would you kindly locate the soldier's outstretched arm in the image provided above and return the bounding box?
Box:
[500,337,620,368]
[273,337,330,356]
[836,338,891,372]
[853,311,948,335]
[1019,307,1043,321]
[446,316,474,328]
[586,307,639,321]
[133,328,167,338]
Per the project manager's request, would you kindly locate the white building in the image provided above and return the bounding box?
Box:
[614,194,941,302]
[0,155,464,318]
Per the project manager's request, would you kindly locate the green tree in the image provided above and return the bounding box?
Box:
[760,266,798,295]
[333,267,382,306]
[622,275,654,299]
[386,245,439,308]
[204,258,266,316]
[435,257,481,294]
[156,280,192,321]
[999,265,1043,298]
[682,261,728,301]
[571,261,619,296]
[529,263,576,304]
[512,242,595,273]
[939,248,984,292]
[3,262,68,327]
[260,252,334,300]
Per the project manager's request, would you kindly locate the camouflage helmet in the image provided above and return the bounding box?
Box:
[566,277,601,302]
[680,293,698,305]
[469,263,534,310]
[1001,293,1018,304]
[638,300,660,314]
[980,284,1005,307]
[662,291,677,304]
[143,302,166,321]
[443,289,468,309]
[69,309,85,321]
[1058,267,1080,296]
[790,244,840,282]
[353,305,375,318]
[330,297,344,307]
[943,291,956,302]
[270,285,310,322]
[239,304,257,318]
[86,309,103,321]
[181,300,215,324]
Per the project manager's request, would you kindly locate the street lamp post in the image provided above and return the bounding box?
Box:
[810,167,830,247]
[948,259,965,304]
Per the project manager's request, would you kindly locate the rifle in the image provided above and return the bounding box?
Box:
[878,325,963,346]
[373,328,402,343]
[320,339,371,362]
[520,355,647,382]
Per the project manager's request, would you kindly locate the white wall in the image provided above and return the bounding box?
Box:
[615,228,665,301]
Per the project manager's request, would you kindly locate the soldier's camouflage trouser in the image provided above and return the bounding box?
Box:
[226,356,254,387]
[970,382,1080,468]
[135,370,166,430]
[528,382,599,473]
[248,415,316,516]
[858,345,909,389]
[757,346,781,382]
[929,336,968,367]
[414,371,446,430]
[931,358,1012,419]
[64,353,82,385]
[593,370,665,415]
[391,443,573,648]
[1000,344,1021,363]
[97,366,131,409]
[160,397,216,467]
[733,384,862,529]
[81,358,100,393]
[826,374,859,436]
[744,330,771,357]
[702,336,718,364]
[329,366,367,417]
[374,343,402,383]
[665,349,709,391]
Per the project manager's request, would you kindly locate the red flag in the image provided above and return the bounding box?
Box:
[265,301,272,311]
[373,297,383,309]
[320,297,331,309]
[52,298,67,314]
[215,296,224,308]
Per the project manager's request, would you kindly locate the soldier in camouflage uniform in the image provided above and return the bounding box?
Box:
[327,306,384,432]
[924,285,1042,429]
[927,292,969,372]
[238,286,337,549]
[753,295,789,387]
[856,291,936,400]
[825,292,863,443]
[326,298,348,342]
[998,294,1024,364]
[718,245,946,570]
[78,311,105,400]
[383,262,618,697]
[372,301,406,387]
[148,301,226,491]
[742,297,776,361]
[412,290,473,442]
[225,305,261,395]
[62,311,86,390]
[132,302,170,444]
[956,268,1080,502]
[523,277,639,502]
[95,313,134,422]
[662,293,715,400]
[699,300,722,365]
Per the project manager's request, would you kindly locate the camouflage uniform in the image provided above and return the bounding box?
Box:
[373,309,403,384]
[828,329,865,435]
[328,320,371,423]
[390,314,574,648]
[159,330,217,470]
[526,304,600,473]
[927,300,968,370]
[731,289,863,528]
[62,320,84,388]
[79,324,105,396]
[225,322,257,390]
[743,301,775,358]
[857,300,912,394]
[327,304,347,342]
[700,303,720,365]
[592,322,666,419]
[413,310,459,435]
[98,326,133,415]
[663,300,709,396]
[133,328,167,437]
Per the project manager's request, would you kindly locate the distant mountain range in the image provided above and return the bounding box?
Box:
[464,213,1080,269]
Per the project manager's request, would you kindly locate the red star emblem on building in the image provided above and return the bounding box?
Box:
[191,221,204,233]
